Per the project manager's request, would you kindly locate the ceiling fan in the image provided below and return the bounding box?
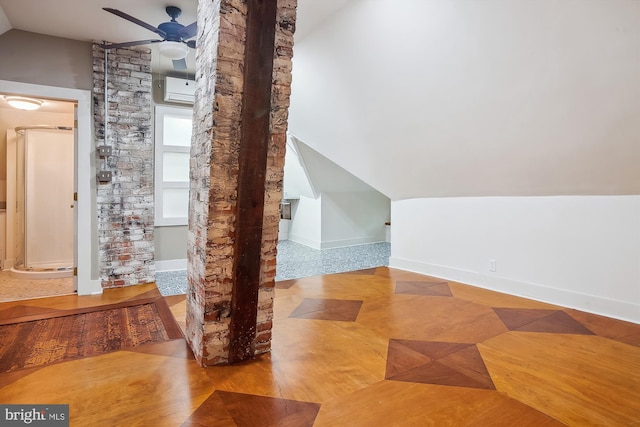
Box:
[101,6,197,70]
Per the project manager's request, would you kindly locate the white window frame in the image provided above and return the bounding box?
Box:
[154,105,193,226]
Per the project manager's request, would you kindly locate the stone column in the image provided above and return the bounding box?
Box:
[186,0,297,366]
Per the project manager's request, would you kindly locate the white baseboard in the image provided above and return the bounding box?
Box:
[389,257,640,324]
[289,234,322,250]
[289,235,385,250]
[156,259,187,272]
[85,279,103,296]
[320,236,385,250]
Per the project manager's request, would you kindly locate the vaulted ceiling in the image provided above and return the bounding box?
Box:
[2,0,638,201]
[288,0,640,200]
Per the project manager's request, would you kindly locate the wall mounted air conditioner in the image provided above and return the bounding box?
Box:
[164,76,195,104]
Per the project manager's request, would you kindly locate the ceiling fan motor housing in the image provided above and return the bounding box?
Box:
[159,21,186,41]
[159,7,186,42]
[166,6,182,20]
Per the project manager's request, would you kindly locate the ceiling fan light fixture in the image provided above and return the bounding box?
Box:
[159,41,190,60]
[6,96,43,111]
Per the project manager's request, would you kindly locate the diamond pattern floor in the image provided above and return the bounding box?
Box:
[385,339,495,389]
[494,307,595,334]
[183,391,321,427]
[0,269,639,426]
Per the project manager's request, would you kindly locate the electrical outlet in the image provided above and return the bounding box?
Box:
[489,259,497,272]
[97,145,112,157]
[97,171,112,182]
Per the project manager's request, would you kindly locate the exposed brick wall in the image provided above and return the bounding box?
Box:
[92,44,155,288]
[187,0,297,366]
[186,0,236,366]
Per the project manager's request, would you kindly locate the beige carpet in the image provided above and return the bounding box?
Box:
[0,270,75,302]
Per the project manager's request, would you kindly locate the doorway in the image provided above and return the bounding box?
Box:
[0,97,76,301]
[0,80,99,300]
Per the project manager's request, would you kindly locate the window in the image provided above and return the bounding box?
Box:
[155,105,193,225]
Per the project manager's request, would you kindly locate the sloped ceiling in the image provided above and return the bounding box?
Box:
[288,0,640,200]
[285,134,381,200]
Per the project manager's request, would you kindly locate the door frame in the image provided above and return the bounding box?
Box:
[0,79,101,295]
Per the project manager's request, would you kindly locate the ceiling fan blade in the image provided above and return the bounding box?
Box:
[178,22,197,40]
[172,58,187,70]
[101,39,162,49]
[186,40,196,49]
[103,8,167,38]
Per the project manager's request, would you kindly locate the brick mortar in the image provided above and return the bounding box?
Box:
[187,0,297,366]
[92,44,155,289]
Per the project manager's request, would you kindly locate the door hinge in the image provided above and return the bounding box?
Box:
[74,192,78,201]
[73,267,78,276]
[74,119,78,129]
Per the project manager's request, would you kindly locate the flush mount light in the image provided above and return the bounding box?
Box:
[158,41,190,60]
[6,96,43,111]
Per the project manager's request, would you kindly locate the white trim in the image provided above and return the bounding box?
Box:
[288,234,322,250]
[389,256,640,324]
[0,80,101,295]
[156,258,187,272]
[4,129,16,271]
[320,236,385,249]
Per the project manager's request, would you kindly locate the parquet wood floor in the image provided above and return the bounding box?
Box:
[0,268,638,426]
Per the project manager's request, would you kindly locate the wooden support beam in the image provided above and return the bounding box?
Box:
[229,0,278,364]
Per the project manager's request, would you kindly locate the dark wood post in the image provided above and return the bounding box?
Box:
[229,0,279,364]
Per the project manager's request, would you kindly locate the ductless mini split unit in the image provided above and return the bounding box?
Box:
[164,76,195,104]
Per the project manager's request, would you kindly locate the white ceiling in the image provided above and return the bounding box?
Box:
[0,0,351,113]
[0,0,351,75]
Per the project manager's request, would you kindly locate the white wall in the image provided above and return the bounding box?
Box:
[289,195,322,248]
[288,0,640,322]
[321,191,388,248]
[289,0,640,200]
[288,192,390,250]
[390,196,640,323]
[284,135,391,249]
[283,137,316,199]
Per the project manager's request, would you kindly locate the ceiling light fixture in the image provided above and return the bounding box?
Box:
[158,41,190,60]
[6,96,43,111]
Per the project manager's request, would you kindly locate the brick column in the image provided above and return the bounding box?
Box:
[186,0,297,366]
[92,44,155,288]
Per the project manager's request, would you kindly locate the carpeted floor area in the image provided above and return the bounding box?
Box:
[156,241,391,296]
[0,270,74,302]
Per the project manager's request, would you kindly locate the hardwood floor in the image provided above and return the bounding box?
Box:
[0,268,639,426]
